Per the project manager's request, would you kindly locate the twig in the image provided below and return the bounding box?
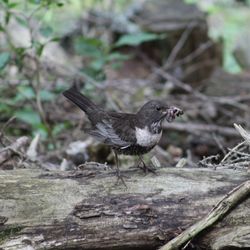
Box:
[0,116,16,135]
[229,149,250,158]
[199,154,220,169]
[0,136,29,166]
[219,124,250,169]
[170,41,213,69]
[24,55,56,146]
[219,161,250,170]
[153,66,208,101]
[163,122,240,138]
[159,180,250,250]
[220,141,246,164]
[212,133,226,155]
[163,21,197,69]
[137,50,208,101]
[234,124,250,146]
[0,116,16,146]
[140,51,250,113]
[227,157,250,164]
[211,96,249,111]
[181,59,217,79]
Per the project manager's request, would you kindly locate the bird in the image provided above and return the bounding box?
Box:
[63,86,183,186]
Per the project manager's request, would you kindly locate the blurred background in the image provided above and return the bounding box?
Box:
[0,0,250,170]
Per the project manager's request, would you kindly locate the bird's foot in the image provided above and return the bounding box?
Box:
[137,162,157,175]
[114,174,127,188]
[114,169,128,188]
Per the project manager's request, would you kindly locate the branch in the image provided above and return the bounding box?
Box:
[163,122,240,138]
[0,136,29,166]
[163,21,197,69]
[159,180,250,250]
[234,123,250,146]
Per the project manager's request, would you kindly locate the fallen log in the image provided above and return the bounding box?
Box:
[160,180,250,250]
[0,167,249,250]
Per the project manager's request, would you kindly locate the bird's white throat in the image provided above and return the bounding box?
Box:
[135,126,162,147]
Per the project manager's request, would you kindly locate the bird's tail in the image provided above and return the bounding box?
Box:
[63,87,98,114]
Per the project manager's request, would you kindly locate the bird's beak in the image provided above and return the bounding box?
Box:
[161,110,168,116]
[158,110,169,121]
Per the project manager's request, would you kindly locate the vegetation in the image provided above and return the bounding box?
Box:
[185,0,250,72]
[0,0,249,149]
[0,0,162,141]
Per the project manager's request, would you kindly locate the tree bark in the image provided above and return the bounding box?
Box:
[0,167,249,250]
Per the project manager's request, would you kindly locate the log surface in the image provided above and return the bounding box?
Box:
[0,167,249,250]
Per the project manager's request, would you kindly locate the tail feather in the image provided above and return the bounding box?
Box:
[63,87,98,114]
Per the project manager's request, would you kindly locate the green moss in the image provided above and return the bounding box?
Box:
[0,225,23,244]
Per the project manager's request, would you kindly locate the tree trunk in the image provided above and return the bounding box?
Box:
[0,167,249,250]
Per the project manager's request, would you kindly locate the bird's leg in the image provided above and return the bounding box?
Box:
[113,150,127,187]
[137,155,156,174]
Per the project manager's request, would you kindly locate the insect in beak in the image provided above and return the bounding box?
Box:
[165,106,183,122]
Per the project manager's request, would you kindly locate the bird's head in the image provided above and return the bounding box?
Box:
[137,100,183,125]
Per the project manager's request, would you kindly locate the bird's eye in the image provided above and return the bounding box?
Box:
[156,106,161,111]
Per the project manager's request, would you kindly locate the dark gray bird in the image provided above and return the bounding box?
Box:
[63,87,183,185]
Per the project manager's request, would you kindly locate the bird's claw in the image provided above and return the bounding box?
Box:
[114,172,128,188]
[137,161,157,175]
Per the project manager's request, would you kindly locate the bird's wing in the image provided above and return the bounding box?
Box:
[109,112,137,143]
[89,113,136,148]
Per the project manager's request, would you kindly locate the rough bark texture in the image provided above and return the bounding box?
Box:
[0,167,249,250]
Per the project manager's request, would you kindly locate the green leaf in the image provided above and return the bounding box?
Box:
[37,44,45,57]
[53,83,68,93]
[33,41,45,57]
[111,61,123,70]
[39,26,53,37]
[15,85,35,102]
[39,90,55,101]
[107,52,131,61]
[0,103,11,114]
[15,107,41,126]
[74,37,104,58]
[115,32,160,47]
[15,16,28,27]
[57,2,64,7]
[33,123,48,139]
[5,11,11,24]
[0,52,10,70]
[8,2,19,8]
[184,0,196,3]
[15,86,56,102]
[15,47,26,56]
[14,47,26,66]
[0,24,5,32]
[49,37,60,42]
[90,59,105,71]
[52,123,66,136]
[28,0,41,4]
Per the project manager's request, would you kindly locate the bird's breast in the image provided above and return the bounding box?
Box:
[135,126,162,147]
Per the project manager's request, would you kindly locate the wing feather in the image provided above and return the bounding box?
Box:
[89,113,137,148]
